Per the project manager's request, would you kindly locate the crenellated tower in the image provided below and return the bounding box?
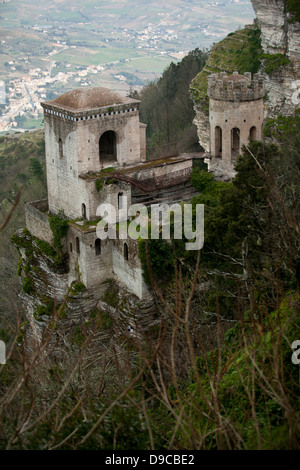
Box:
[207,71,265,164]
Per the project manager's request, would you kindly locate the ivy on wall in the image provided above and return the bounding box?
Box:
[48,211,69,251]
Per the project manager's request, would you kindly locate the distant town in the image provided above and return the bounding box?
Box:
[0,0,255,133]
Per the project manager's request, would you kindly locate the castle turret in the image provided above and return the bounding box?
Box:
[207,71,265,164]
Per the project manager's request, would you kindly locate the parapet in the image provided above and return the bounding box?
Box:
[207,71,265,101]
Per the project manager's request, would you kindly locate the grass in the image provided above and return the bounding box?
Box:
[190,26,263,108]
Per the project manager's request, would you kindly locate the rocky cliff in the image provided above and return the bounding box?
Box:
[12,228,157,349]
[191,0,300,152]
[252,0,300,116]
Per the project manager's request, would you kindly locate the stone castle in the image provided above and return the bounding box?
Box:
[19,71,265,317]
[208,71,265,162]
[24,86,203,302]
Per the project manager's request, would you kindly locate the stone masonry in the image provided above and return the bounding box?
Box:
[24,86,202,301]
[207,71,265,167]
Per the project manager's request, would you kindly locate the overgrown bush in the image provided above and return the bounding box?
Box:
[48,211,69,251]
[22,276,34,294]
[263,53,290,75]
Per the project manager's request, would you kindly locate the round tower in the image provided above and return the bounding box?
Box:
[207,71,265,163]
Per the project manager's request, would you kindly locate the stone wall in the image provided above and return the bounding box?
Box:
[139,123,147,162]
[76,107,142,172]
[67,224,148,300]
[67,225,113,288]
[209,97,264,162]
[25,200,52,244]
[112,238,148,300]
[130,158,193,182]
[42,103,146,221]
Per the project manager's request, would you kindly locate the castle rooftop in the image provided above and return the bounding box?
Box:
[207,71,265,101]
[42,87,140,112]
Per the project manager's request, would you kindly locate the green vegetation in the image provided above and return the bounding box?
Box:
[138,237,175,286]
[133,48,208,157]
[1,22,300,449]
[29,157,44,181]
[264,109,300,140]
[11,228,68,280]
[190,27,262,110]
[98,310,112,330]
[34,299,66,321]
[48,211,69,251]
[68,281,86,296]
[0,131,47,316]
[95,179,103,192]
[103,283,119,308]
[34,299,55,321]
[285,0,300,22]
[34,238,56,259]
[154,293,300,450]
[263,53,291,75]
[22,276,34,295]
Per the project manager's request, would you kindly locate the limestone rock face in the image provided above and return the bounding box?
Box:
[193,107,210,152]
[191,1,300,155]
[251,0,300,117]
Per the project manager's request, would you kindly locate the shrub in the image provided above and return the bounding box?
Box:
[34,299,55,321]
[95,179,103,192]
[35,238,56,258]
[49,211,69,251]
[68,281,86,295]
[263,53,290,75]
[22,277,34,294]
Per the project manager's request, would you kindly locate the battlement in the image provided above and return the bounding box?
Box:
[207,71,265,101]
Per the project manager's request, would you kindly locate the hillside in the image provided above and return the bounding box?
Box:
[0,0,255,133]
[0,130,46,319]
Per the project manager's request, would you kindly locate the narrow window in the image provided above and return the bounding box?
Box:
[95,238,101,256]
[215,126,222,156]
[231,128,240,158]
[59,138,63,158]
[118,192,123,210]
[82,203,86,220]
[76,237,80,254]
[99,130,117,167]
[124,243,128,261]
[70,242,73,253]
[250,126,257,140]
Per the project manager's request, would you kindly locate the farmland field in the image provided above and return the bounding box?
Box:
[0,0,255,132]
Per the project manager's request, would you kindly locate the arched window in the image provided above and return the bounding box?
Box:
[95,238,101,256]
[250,126,257,140]
[118,192,123,210]
[215,126,222,156]
[124,243,128,261]
[76,237,80,254]
[82,203,86,220]
[231,128,240,158]
[59,138,63,158]
[99,131,117,167]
